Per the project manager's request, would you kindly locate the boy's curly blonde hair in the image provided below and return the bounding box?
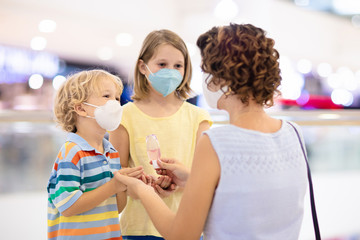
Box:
[53,69,123,133]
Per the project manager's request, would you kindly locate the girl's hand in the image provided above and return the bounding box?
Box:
[140,172,154,185]
[154,175,172,189]
[153,183,177,198]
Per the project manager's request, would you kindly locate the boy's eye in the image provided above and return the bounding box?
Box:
[116,97,120,101]
[103,94,110,98]
[158,63,166,67]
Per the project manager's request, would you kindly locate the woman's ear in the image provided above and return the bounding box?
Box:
[138,60,147,75]
[74,103,87,117]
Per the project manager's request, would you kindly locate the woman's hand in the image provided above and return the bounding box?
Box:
[155,158,190,188]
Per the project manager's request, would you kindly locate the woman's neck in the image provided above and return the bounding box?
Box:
[229,106,267,125]
[224,96,281,133]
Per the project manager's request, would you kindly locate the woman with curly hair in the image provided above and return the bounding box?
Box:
[113,23,308,240]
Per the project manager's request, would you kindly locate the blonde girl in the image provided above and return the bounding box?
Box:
[110,30,212,240]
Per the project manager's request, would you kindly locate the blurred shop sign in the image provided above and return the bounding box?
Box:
[0,45,59,83]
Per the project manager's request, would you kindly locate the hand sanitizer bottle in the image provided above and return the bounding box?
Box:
[146,134,161,169]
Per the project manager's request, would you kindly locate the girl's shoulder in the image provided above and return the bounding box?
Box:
[182,101,208,113]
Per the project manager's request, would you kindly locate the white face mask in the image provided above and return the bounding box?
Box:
[83,100,123,131]
[202,74,228,109]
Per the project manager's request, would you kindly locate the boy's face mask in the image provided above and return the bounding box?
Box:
[145,64,183,97]
[83,100,123,131]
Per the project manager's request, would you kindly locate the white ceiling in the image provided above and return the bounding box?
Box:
[0,0,359,82]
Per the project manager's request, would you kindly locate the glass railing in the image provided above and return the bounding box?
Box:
[1,109,360,193]
[0,109,360,239]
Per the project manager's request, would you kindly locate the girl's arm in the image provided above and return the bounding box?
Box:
[196,120,211,144]
[116,134,220,240]
[116,191,127,213]
[109,125,131,211]
[109,124,130,168]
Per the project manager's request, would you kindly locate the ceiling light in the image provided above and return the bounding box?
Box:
[30,36,47,50]
[52,75,66,90]
[97,47,113,61]
[317,62,332,78]
[327,73,342,89]
[331,89,354,106]
[337,67,357,91]
[38,19,57,33]
[116,33,133,47]
[28,74,44,89]
[296,59,312,74]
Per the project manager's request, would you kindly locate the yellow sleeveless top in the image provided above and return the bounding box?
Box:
[120,101,212,237]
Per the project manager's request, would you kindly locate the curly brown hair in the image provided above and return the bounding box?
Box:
[196,23,281,107]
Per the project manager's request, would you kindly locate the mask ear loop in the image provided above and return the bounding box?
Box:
[82,102,98,119]
[145,64,154,76]
[83,102,98,108]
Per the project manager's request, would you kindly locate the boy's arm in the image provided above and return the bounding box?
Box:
[62,177,124,217]
[62,166,144,217]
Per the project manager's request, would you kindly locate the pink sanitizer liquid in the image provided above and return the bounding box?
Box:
[146,134,161,169]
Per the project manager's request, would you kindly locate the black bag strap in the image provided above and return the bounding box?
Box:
[288,122,321,240]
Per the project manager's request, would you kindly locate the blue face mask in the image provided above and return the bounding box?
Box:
[145,65,183,97]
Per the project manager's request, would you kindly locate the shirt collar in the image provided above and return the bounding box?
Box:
[66,132,116,153]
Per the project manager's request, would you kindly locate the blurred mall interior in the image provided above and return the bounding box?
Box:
[0,0,360,239]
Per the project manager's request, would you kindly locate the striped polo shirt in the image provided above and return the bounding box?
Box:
[47,133,122,240]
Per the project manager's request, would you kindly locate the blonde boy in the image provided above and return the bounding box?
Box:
[47,69,143,240]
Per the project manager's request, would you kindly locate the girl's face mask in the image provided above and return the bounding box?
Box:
[83,100,123,131]
[145,64,183,97]
[202,73,229,109]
